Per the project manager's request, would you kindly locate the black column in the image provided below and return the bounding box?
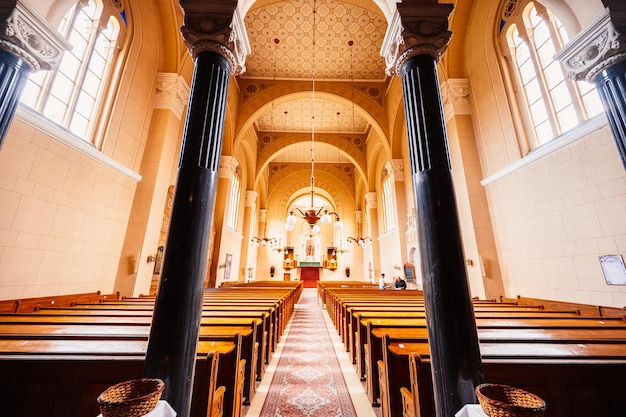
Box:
[594,59,626,169]
[0,48,31,150]
[401,54,484,416]
[143,50,230,417]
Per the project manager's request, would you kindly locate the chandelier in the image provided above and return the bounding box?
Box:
[251,208,278,248]
[347,209,371,247]
[284,0,342,234]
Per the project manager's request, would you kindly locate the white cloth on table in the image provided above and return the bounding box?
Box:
[97,400,177,417]
[455,404,488,417]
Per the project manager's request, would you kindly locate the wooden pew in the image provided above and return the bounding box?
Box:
[0,284,301,417]
[0,312,262,407]
[0,338,238,417]
[35,305,273,378]
[382,334,626,417]
[0,291,120,313]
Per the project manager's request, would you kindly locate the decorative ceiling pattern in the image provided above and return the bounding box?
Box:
[256,98,369,133]
[243,0,387,166]
[244,0,387,80]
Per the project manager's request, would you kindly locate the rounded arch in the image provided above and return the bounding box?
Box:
[234,86,389,154]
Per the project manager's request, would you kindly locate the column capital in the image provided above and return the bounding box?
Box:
[441,78,471,120]
[0,0,70,71]
[179,1,250,75]
[245,190,258,207]
[556,7,626,82]
[219,155,239,178]
[258,208,267,223]
[381,2,453,76]
[365,192,377,209]
[385,159,405,181]
[155,73,190,119]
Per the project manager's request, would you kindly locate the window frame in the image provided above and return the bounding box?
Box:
[497,0,602,153]
[20,0,127,147]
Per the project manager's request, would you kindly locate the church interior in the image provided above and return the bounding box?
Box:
[1,0,626,416]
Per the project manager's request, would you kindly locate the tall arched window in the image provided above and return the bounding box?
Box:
[381,169,395,233]
[499,1,603,150]
[20,0,126,143]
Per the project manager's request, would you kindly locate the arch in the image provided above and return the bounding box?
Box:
[239,0,394,23]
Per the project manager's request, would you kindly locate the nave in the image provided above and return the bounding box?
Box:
[244,288,377,417]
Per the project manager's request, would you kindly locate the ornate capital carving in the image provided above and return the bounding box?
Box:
[0,0,71,71]
[555,7,626,82]
[386,159,405,181]
[245,190,258,207]
[365,192,377,209]
[381,2,453,76]
[155,73,190,119]
[441,78,471,120]
[179,1,250,75]
[219,155,239,178]
[354,210,363,224]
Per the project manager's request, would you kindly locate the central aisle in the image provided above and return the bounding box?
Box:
[244,288,377,417]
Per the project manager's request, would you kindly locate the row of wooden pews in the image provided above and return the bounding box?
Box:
[0,281,302,417]
[320,282,626,417]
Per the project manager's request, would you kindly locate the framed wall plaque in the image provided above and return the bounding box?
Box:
[599,255,626,285]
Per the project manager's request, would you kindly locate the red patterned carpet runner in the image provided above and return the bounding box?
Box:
[258,289,358,417]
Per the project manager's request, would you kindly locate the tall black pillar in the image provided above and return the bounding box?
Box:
[383,3,483,416]
[595,60,626,168]
[556,6,626,169]
[143,50,231,416]
[0,1,69,150]
[0,49,30,148]
[143,3,248,416]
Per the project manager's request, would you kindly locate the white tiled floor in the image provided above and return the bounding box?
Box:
[243,289,378,417]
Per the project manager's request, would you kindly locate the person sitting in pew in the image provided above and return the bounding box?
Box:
[393,276,406,290]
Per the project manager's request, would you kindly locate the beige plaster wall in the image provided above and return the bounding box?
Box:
[0,0,161,300]
[0,119,137,299]
[468,0,626,307]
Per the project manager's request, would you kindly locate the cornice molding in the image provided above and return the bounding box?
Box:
[381,2,453,76]
[0,0,70,71]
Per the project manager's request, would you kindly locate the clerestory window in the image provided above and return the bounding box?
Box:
[20,0,126,144]
[499,1,603,150]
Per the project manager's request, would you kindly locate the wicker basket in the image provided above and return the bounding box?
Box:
[97,378,165,417]
[475,383,546,417]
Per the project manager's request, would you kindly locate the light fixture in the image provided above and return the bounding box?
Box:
[251,39,280,248]
[284,0,342,234]
[347,209,372,247]
[251,209,278,247]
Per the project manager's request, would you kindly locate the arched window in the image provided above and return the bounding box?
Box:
[226,169,242,230]
[381,169,395,233]
[20,0,126,143]
[499,1,603,150]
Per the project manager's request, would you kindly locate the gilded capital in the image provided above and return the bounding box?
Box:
[381,2,453,76]
[179,1,250,75]
[555,7,626,82]
[0,0,70,71]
